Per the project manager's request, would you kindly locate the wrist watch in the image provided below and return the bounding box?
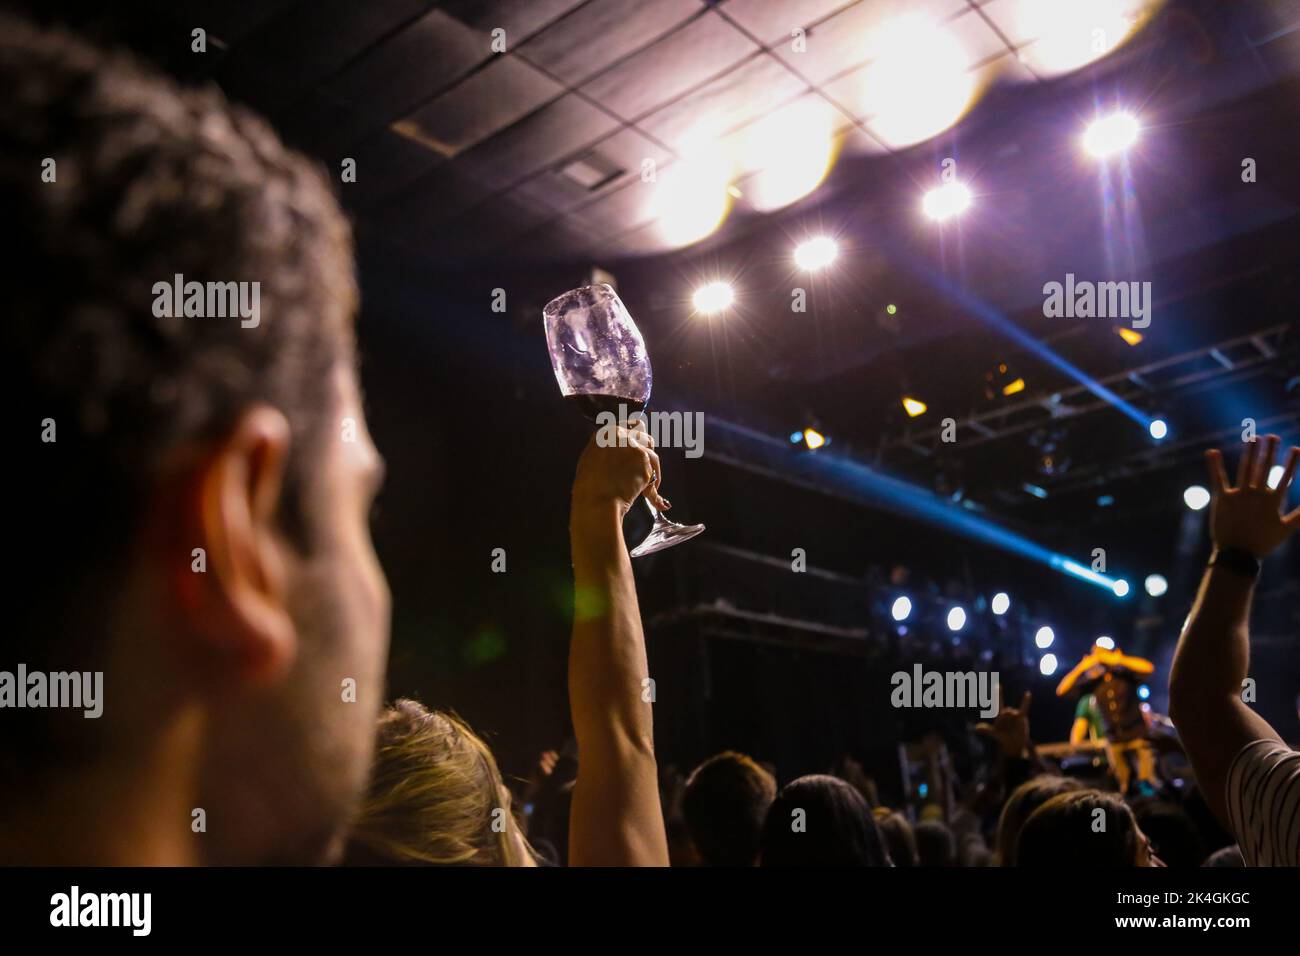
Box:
[1209,547,1261,580]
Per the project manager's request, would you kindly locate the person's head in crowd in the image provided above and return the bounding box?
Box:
[1130,798,1205,868]
[759,775,891,867]
[1016,790,1164,866]
[682,751,777,866]
[1202,845,1245,867]
[343,700,533,866]
[1,15,388,864]
[874,809,918,867]
[914,819,957,867]
[994,775,1085,866]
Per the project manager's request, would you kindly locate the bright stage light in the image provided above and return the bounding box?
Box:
[923,181,972,222]
[1040,653,1059,677]
[1137,684,1151,700]
[650,145,733,247]
[1034,626,1054,649]
[1268,464,1284,489]
[860,16,975,147]
[1148,418,1168,440]
[1144,574,1168,597]
[991,592,1010,616]
[1016,0,1140,77]
[947,607,967,632]
[802,427,827,450]
[1112,579,1130,597]
[1084,112,1140,159]
[1183,485,1210,511]
[902,396,928,417]
[692,281,734,315]
[891,596,913,622]
[745,99,837,212]
[794,236,839,271]
[1117,327,1143,346]
[1095,636,1116,650]
[1002,377,1026,396]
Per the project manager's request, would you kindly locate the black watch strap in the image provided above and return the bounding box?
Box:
[1209,547,1261,580]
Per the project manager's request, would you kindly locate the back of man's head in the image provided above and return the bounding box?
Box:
[2,15,389,864]
[682,751,776,866]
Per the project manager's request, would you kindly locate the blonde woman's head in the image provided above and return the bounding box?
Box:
[344,699,532,866]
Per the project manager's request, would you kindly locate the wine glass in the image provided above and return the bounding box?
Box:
[543,283,705,557]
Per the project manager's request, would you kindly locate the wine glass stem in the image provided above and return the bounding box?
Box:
[644,497,664,524]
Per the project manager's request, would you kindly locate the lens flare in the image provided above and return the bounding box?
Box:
[692,281,735,315]
[794,236,839,271]
[1144,574,1168,597]
[1084,112,1141,159]
[923,181,973,221]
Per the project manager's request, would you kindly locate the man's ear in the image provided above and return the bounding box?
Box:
[176,405,298,687]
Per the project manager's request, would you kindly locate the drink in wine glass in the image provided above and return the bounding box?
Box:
[543,284,705,557]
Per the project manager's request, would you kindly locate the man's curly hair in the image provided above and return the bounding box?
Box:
[2,13,358,767]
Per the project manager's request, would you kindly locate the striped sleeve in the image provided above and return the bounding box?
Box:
[1225,740,1300,867]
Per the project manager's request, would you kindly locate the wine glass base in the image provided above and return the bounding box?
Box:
[629,521,705,558]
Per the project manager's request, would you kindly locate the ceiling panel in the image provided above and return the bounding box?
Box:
[770,0,971,84]
[216,0,432,114]
[437,0,591,41]
[567,176,658,239]
[394,54,565,158]
[456,93,622,190]
[637,52,811,151]
[324,9,489,125]
[717,0,856,47]
[342,129,446,211]
[511,125,674,215]
[517,0,702,87]
[579,11,760,120]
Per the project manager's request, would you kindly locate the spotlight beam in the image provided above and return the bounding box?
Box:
[703,416,1130,597]
[905,263,1153,431]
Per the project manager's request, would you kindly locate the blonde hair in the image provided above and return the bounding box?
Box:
[344,699,532,866]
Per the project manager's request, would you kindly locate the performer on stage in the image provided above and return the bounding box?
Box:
[1056,643,1158,796]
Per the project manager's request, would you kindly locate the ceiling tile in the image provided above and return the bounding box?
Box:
[579,12,760,120]
[341,129,446,211]
[217,0,433,114]
[374,161,493,237]
[568,176,658,239]
[324,9,490,123]
[517,0,702,87]
[770,0,969,85]
[946,7,1017,66]
[458,94,621,191]
[511,126,673,215]
[394,55,566,158]
[637,52,810,151]
[438,0,589,41]
[717,0,855,47]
